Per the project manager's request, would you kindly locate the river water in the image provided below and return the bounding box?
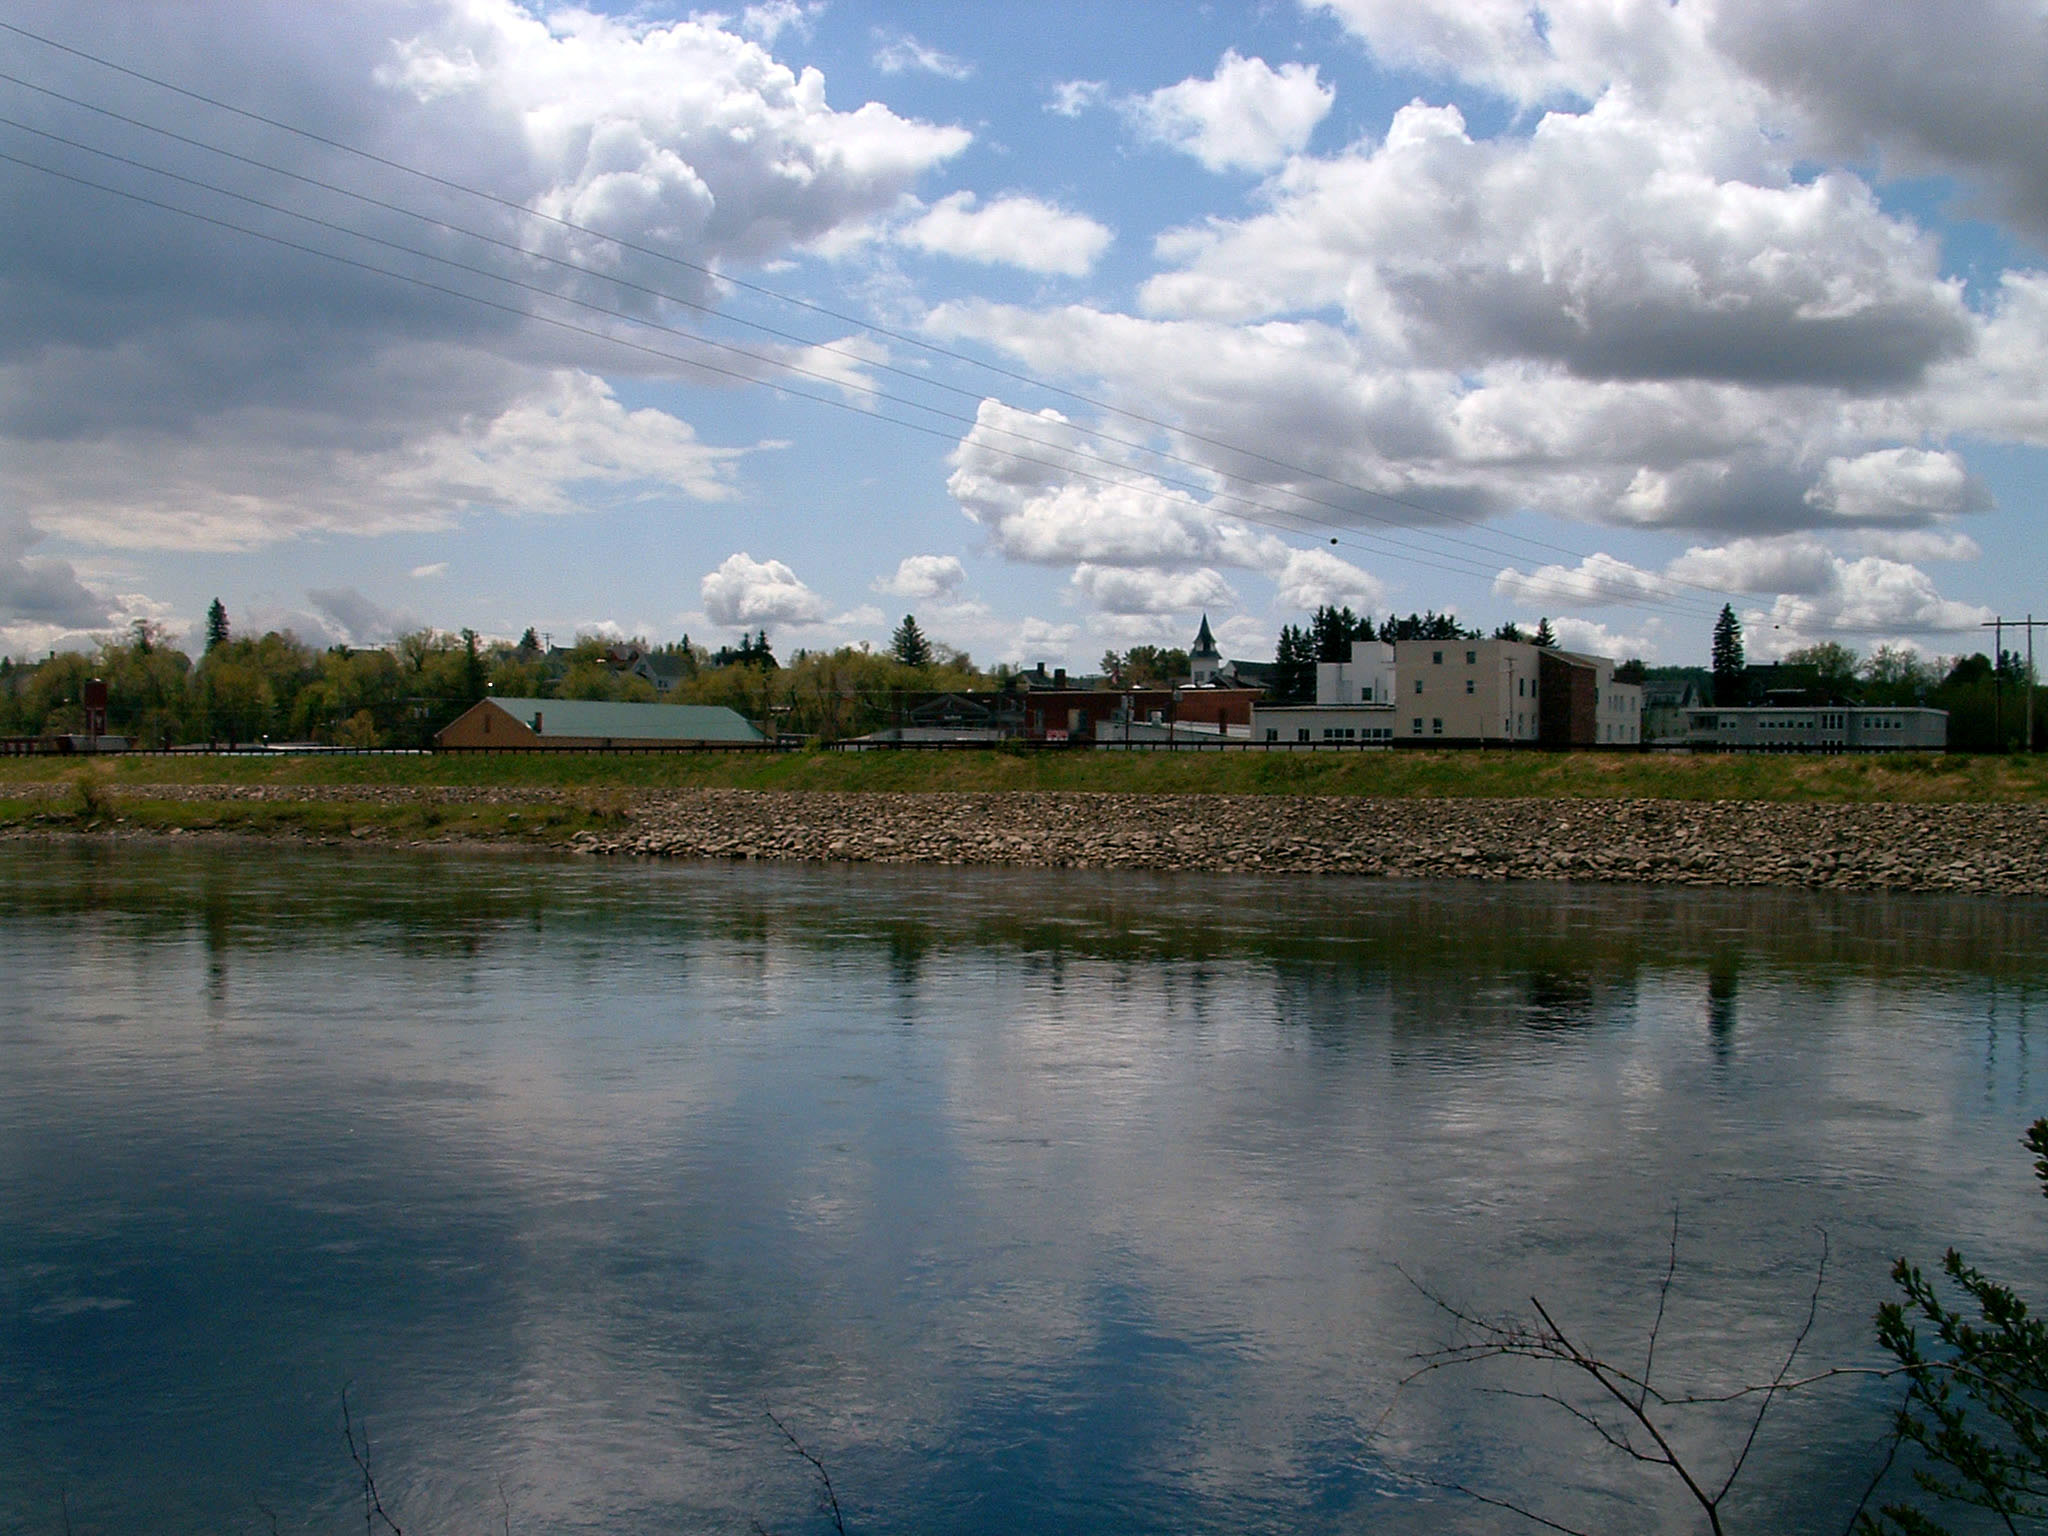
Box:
[3,842,2044,1534]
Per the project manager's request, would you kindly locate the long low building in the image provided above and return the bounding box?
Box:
[438,696,765,748]
[1683,706,1946,750]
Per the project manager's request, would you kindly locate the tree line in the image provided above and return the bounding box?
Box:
[1710,605,2046,751]
[0,607,990,748]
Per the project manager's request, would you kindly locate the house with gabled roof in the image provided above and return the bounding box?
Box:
[437,696,764,749]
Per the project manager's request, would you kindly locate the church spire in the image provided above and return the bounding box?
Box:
[1191,613,1219,658]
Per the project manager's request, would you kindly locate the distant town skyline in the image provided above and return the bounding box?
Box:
[4,0,2045,669]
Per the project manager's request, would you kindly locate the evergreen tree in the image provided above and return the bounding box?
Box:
[1310,605,1372,663]
[1859,1119,2048,1535]
[461,628,487,706]
[1533,616,1558,649]
[1273,623,1316,703]
[518,626,540,653]
[205,598,230,653]
[1493,621,1527,642]
[1711,604,1746,705]
[890,613,933,668]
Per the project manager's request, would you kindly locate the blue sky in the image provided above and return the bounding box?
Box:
[4,0,2046,669]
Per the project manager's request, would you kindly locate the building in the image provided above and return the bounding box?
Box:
[1317,639,1396,705]
[1017,685,1260,742]
[607,643,693,695]
[1642,675,1706,743]
[1682,706,1946,751]
[1251,638,1642,747]
[437,696,764,748]
[1188,614,1223,684]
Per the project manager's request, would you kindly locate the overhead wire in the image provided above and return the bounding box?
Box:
[0,94,1716,611]
[0,18,1744,625]
[6,144,1622,603]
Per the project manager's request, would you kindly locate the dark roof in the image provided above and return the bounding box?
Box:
[486,697,762,742]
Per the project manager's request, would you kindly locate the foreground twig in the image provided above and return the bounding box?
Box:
[764,1411,848,1536]
[1394,1226,1838,1535]
[341,1385,402,1536]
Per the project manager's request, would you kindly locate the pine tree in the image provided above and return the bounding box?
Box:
[1533,616,1558,649]
[890,613,933,668]
[1310,605,1370,663]
[1712,604,1745,705]
[1274,623,1316,703]
[205,598,230,653]
[461,628,487,705]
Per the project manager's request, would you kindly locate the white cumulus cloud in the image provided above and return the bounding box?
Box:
[1493,552,1673,608]
[1272,548,1387,611]
[875,554,967,600]
[901,193,1113,277]
[1128,50,1336,173]
[1069,564,1238,616]
[700,552,832,627]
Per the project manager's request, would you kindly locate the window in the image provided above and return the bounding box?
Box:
[1298,727,1311,742]
[1414,679,1423,694]
[1465,679,1475,695]
[1518,677,1525,697]
[1412,718,1423,734]
[1432,650,1444,664]
[1466,649,1477,665]
[1264,728,1277,742]
[1432,718,1444,735]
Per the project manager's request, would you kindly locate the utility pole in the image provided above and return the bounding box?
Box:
[1983,616,2048,752]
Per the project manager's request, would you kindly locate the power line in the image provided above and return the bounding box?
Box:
[0,99,1724,613]
[0,17,1748,608]
[9,145,1660,607]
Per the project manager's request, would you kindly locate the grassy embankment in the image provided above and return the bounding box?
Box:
[1,748,2045,846]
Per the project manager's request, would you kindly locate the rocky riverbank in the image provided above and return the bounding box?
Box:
[8,782,2046,894]
[571,789,2048,895]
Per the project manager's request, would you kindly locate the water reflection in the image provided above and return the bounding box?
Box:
[1,844,2043,1534]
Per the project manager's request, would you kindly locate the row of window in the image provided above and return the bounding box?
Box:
[1412,675,1536,697]
[1698,713,1914,733]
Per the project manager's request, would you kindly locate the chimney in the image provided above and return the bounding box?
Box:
[531,710,543,734]
[1054,667,1067,689]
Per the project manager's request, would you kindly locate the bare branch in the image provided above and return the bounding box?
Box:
[1667,1365,1901,1406]
[341,1384,402,1536]
[1413,1473,1601,1536]
[1717,1229,1828,1503]
[1528,1295,1725,1532]
[1481,1387,1649,1461]
[1640,1204,1681,1409]
[766,1410,847,1536]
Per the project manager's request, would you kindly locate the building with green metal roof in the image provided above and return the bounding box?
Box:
[437,697,765,749]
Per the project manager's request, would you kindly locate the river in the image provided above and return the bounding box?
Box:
[3,842,2043,1534]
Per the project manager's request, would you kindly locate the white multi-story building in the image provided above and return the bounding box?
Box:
[1252,638,1642,746]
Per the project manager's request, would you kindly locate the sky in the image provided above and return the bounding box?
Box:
[3,0,2046,671]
